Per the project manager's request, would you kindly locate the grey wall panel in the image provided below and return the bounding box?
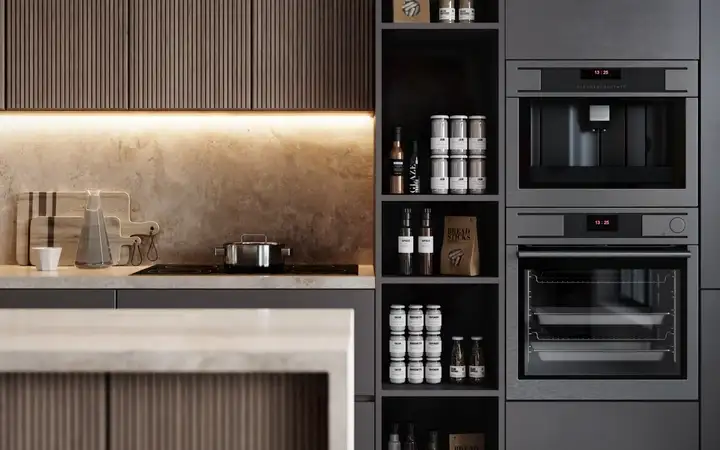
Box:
[0,374,106,450]
[6,0,128,110]
[0,290,115,308]
[253,0,373,110]
[0,0,5,110]
[129,0,251,110]
[702,292,720,449]
[109,373,328,450]
[701,0,720,288]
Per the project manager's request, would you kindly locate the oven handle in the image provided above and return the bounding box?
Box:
[516,250,692,259]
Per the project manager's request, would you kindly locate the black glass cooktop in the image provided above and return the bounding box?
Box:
[131,264,359,276]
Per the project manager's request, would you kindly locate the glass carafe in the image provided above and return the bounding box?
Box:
[75,189,113,269]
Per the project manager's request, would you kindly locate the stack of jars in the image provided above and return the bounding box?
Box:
[389,304,443,385]
[430,115,487,195]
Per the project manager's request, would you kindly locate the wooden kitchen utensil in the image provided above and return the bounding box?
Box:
[29,216,142,266]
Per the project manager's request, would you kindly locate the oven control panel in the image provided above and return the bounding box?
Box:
[508,210,698,241]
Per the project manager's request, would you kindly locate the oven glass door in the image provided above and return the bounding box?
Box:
[518,247,686,379]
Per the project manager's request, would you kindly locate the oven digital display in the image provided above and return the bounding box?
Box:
[580,68,622,80]
[587,214,619,231]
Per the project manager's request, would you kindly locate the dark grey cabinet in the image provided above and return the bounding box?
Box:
[507,402,699,450]
[506,0,699,60]
[252,0,373,110]
[355,402,374,450]
[702,292,720,449]
[0,290,115,308]
[116,289,375,396]
[6,0,128,109]
[129,0,252,109]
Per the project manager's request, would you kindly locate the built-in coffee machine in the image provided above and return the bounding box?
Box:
[506,60,698,207]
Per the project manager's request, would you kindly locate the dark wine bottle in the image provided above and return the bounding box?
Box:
[398,208,413,276]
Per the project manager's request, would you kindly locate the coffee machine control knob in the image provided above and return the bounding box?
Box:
[669,217,687,234]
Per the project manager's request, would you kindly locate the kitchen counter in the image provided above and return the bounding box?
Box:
[0,265,375,289]
[0,308,354,450]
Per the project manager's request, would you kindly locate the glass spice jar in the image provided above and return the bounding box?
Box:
[450,336,466,383]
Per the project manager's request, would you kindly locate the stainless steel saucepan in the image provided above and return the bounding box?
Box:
[214,234,292,270]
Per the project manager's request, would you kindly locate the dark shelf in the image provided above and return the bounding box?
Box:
[382,383,500,397]
[380,276,500,284]
[381,22,500,30]
[381,194,500,202]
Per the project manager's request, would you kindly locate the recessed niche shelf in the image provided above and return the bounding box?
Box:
[381,22,500,30]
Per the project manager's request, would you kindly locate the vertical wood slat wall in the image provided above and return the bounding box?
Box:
[129,0,252,110]
[109,373,328,450]
[0,374,107,450]
[253,0,374,110]
[6,0,128,110]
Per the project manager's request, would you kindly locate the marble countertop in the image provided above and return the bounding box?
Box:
[0,265,375,289]
[0,308,354,450]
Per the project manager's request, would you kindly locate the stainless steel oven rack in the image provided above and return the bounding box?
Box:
[529,330,675,342]
[529,272,674,285]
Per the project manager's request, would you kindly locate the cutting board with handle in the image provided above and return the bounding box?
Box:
[29,216,142,266]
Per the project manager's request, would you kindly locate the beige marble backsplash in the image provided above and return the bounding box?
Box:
[0,114,374,265]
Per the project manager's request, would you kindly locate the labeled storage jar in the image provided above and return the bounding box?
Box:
[407,305,424,332]
[430,115,450,155]
[430,156,449,194]
[449,115,468,155]
[458,0,475,22]
[450,155,468,194]
[408,332,424,358]
[425,305,442,332]
[389,332,406,358]
[408,358,424,384]
[389,358,407,384]
[425,332,442,358]
[425,358,442,384]
[438,0,456,23]
[468,115,486,155]
[468,155,487,194]
[389,304,406,332]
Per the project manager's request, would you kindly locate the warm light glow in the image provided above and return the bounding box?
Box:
[0,112,375,132]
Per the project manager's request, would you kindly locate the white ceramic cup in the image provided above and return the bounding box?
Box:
[32,247,62,271]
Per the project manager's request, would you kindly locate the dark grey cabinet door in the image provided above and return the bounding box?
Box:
[116,290,375,396]
[506,0,699,60]
[507,402,699,450]
[129,0,251,109]
[0,290,115,308]
[702,292,720,449]
[6,0,128,109]
[252,0,373,110]
[355,402,374,450]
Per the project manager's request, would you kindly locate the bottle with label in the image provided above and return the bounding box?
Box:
[390,332,407,359]
[388,424,401,450]
[407,332,424,358]
[438,0,456,23]
[418,208,433,275]
[425,358,442,384]
[409,141,420,194]
[407,305,424,332]
[389,358,407,384]
[398,208,413,275]
[469,336,486,384]
[389,127,404,194]
[427,431,439,450]
[408,358,424,384]
[389,305,407,332]
[450,336,466,383]
[425,305,442,332]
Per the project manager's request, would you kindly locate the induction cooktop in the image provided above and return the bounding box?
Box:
[131,264,359,276]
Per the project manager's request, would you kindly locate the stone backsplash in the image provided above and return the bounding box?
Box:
[0,114,374,265]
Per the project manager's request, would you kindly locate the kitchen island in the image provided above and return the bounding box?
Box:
[0,308,353,450]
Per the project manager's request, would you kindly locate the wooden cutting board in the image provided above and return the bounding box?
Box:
[16,191,159,265]
[29,216,142,266]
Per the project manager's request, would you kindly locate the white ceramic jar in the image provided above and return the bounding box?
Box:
[389,358,406,384]
[389,304,406,332]
[425,332,442,358]
[407,332,424,358]
[407,305,424,332]
[408,358,424,384]
[425,305,442,332]
[425,358,442,384]
[389,332,406,358]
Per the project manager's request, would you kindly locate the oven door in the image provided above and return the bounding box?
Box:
[506,245,698,400]
[506,60,699,207]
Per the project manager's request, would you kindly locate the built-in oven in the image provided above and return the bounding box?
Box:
[506,208,698,400]
[506,60,698,207]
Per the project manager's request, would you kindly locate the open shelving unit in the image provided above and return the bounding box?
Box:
[374,0,506,449]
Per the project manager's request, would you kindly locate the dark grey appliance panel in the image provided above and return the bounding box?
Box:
[702,292,720,450]
[506,402,699,450]
[116,289,375,396]
[355,403,374,450]
[506,0,699,60]
[0,290,115,308]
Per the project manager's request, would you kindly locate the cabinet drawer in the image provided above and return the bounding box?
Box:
[506,0,699,60]
[507,402,698,450]
[116,289,375,396]
[0,290,115,308]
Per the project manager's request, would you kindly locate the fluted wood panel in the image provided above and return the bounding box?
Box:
[109,373,328,450]
[129,0,252,110]
[6,0,128,110]
[253,0,374,110]
[0,374,107,450]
